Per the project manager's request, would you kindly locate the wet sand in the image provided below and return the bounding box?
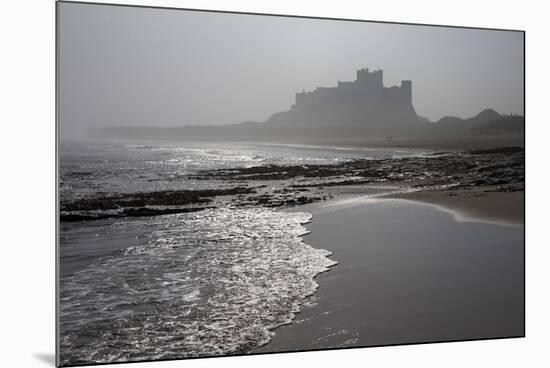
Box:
[384,190,524,226]
[257,196,524,353]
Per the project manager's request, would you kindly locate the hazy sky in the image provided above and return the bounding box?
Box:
[58,2,524,139]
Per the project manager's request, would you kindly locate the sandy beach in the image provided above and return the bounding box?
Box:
[384,190,524,226]
[59,141,524,362]
[257,194,524,353]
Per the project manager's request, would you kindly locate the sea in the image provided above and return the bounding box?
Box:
[58,140,421,364]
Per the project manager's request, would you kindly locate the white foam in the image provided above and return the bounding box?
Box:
[59,207,336,364]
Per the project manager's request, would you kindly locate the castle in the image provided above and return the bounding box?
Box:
[292,68,412,109]
[266,68,419,130]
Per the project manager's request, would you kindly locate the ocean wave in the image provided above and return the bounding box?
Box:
[59,207,336,365]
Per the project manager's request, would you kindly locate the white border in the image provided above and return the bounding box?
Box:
[55,0,528,30]
[2,1,548,367]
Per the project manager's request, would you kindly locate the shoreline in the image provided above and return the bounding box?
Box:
[257,192,524,353]
[381,189,524,226]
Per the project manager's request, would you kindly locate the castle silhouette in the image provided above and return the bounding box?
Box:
[96,63,518,141]
[266,68,419,129]
[293,68,412,109]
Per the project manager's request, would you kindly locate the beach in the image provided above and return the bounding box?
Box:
[257,194,524,353]
[58,141,525,363]
[384,190,524,226]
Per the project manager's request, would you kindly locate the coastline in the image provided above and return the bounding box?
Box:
[257,192,524,353]
[381,189,524,226]
[59,140,525,359]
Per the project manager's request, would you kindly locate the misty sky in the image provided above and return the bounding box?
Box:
[58,2,524,139]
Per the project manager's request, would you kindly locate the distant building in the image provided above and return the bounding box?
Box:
[292,68,412,110]
[266,68,419,131]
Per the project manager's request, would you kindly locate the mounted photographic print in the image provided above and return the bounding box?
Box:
[56,1,525,366]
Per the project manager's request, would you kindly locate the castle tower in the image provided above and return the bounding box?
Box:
[356,68,383,89]
[372,69,383,87]
[356,68,369,81]
[400,80,412,102]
